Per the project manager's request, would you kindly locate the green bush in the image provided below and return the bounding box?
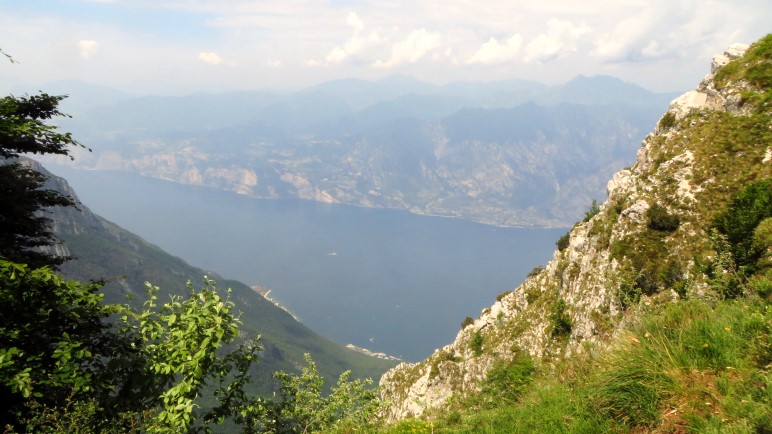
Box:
[496,290,512,302]
[583,199,600,222]
[470,331,484,357]
[713,179,772,269]
[527,265,544,278]
[261,354,381,434]
[556,232,570,251]
[658,112,677,130]
[461,316,474,329]
[550,299,572,337]
[646,203,680,232]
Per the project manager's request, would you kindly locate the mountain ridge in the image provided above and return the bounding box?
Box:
[378,38,771,420]
[43,73,676,227]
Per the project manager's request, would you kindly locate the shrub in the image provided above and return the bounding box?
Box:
[556,232,570,251]
[461,316,474,330]
[618,280,641,310]
[496,290,512,302]
[550,299,572,337]
[713,179,772,269]
[470,331,484,357]
[583,199,600,222]
[646,204,680,232]
[527,265,545,278]
[265,354,381,434]
[658,112,677,130]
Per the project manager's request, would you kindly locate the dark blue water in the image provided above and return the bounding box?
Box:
[49,165,564,361]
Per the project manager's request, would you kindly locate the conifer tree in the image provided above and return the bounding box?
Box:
[0,92,86,268]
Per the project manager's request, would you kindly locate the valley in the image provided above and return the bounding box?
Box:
[48,164,563,361]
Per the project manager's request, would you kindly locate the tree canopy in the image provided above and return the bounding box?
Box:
[0,93,86,268]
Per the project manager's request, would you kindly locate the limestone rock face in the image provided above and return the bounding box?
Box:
[379,41,762,421]
[711,43,750,74]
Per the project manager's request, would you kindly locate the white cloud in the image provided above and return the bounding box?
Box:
[641,40,663,58]
[591,11,656,61]
[321,11,381,64]
[590,3,740,63]
[466,34,523,65]
[325,46,348,63]
[372,29,442,68]
[198,51,224,65]
[78,39,99,59]
[266,58,282,68]
[524,19,591,63]
[347,11,364,32]
[3,0,771,94]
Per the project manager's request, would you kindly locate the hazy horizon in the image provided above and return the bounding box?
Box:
[2,1,770,96]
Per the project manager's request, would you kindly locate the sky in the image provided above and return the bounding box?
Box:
[0,0,770,95]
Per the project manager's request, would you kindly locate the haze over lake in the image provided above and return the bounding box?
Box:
[50,165,564,361]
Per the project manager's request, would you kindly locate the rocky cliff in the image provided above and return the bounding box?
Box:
[379,39,770,420]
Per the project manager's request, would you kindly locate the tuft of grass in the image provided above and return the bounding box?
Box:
[585,296,771,431]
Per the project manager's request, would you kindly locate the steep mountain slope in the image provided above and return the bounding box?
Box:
[26,160,397,392]
[379,38,771,420]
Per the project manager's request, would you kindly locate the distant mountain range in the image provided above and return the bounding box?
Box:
[29,159,397,392]
[43,74,680,227]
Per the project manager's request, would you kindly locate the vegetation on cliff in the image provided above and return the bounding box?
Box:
[375,34,772,433]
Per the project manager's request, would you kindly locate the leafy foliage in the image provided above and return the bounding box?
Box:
[470,331,484,357]
[555,232,570,251]
[0,93,86,159]
[583,199,600,222]
[0,261,121,429]
[115,279,261,433]
[713,179,772,271]
[0,93,86,268]
[549,299,572,337]
[646,203,680,232]
[658,111,676,129]
[0,260,381,433]
[252,354,381,434]
[0,163,74,268]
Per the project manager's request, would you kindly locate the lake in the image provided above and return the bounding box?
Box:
[49,165,565,361]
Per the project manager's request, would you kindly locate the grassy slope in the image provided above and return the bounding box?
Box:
[354,34,772,434]
[371,294,770,433]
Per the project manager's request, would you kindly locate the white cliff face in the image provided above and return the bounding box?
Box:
[379,42,761,421]
[667,43,751,122]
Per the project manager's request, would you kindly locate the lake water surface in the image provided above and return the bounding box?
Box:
[50,165,565,361]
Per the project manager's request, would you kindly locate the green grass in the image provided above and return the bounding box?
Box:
[360,288,770,434]
[357,35,772,433]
